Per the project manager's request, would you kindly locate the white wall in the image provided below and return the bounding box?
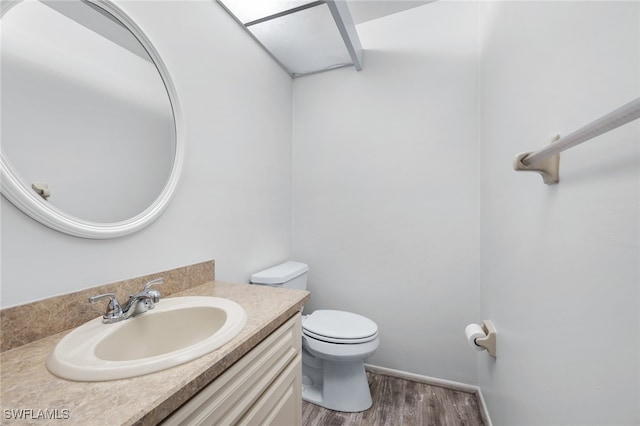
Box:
[479,2,640,424]
[0,0,293,307]
[292,1,480,384]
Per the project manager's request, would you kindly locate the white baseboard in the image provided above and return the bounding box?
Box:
[365,364,493,426]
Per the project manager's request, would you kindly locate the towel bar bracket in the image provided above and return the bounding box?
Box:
[513,134,560,185]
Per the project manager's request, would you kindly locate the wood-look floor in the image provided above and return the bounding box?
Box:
[302,372,485,426]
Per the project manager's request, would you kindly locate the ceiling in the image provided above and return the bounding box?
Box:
[346,0,434,24]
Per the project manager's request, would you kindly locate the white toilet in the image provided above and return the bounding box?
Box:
[250,261,379,413]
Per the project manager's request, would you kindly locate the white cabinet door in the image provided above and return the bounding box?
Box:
[238,353,302,426]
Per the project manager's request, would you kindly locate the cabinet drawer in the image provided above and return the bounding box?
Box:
[162,314,301,426]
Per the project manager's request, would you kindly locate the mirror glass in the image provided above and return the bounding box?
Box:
[1,0,179,230]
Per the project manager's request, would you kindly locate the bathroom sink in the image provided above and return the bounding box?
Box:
[46,296,247,381]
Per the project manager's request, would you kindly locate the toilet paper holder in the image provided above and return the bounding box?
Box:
[475,320,497,358]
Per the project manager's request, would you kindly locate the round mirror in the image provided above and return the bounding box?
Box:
[0,0,184,238]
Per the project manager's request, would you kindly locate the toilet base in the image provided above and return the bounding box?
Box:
[302,353,373,413]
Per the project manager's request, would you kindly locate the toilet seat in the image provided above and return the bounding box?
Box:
[302,310,378,344]
[303,328,378,344]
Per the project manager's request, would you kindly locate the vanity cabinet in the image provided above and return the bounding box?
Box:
[162,314,302,426]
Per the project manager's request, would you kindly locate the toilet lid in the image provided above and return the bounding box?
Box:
[302,310,378,343]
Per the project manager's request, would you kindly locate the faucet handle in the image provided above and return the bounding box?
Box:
[144,278,164,290]
[143,278,163,303]
[89,293,124,323]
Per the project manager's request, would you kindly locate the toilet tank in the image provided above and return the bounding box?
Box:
[250,261,308,290]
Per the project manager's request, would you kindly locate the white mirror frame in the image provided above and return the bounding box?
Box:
[0,0,184,239]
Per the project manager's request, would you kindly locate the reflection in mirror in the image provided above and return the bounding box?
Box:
[1,0,176,223]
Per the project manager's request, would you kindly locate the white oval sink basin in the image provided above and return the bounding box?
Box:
[46,296,247,381]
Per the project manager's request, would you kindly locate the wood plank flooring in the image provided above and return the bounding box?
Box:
[302,372,485,426]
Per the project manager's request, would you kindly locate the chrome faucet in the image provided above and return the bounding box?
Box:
[89,278,163,324]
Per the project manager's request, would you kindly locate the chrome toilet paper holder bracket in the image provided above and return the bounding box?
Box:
[475,320,497,358]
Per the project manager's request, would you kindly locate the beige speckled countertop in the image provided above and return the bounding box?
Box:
[0,281,309,425]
